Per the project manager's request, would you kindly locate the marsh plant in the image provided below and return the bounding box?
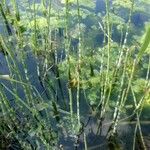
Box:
[0,0,150,149]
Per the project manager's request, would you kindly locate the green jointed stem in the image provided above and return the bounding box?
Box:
[76,0,81,127]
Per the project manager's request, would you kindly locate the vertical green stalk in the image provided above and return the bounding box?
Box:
[33,0,38,54]
[105,0,111,76]
[84,132,88,150]
[65,0,73,123]
[104,1,135,138]
[101,0,111,116]
[117,0,134,68]
[76,0,81,127]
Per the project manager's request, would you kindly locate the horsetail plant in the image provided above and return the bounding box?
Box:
[0,0,150,149]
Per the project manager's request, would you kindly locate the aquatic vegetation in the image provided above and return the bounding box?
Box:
[0,0,150,149]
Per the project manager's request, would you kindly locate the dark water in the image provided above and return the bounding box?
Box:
[0,0,150,149]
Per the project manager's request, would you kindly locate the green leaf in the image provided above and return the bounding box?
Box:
[137,27,150,61]
[132,78,147,93]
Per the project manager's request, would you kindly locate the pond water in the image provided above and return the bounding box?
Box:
[0,0,150,149]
